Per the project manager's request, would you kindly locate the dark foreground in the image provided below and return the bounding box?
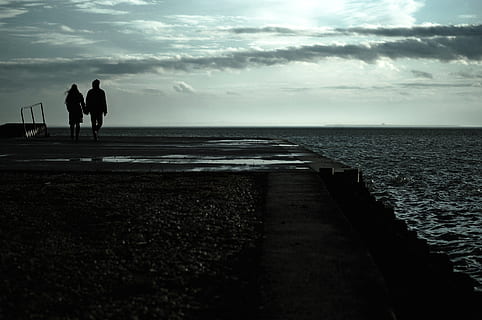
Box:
[0,172,264,319]
[1,136,480,320]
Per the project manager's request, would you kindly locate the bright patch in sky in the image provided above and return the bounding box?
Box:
[0,0,481,126]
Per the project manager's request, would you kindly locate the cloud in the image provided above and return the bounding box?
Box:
[142,88,165,96]
[229,24,482,38]
[166,15,226,25]
[97,0,149,4]
[2,22,97,47]
[230,26,300,35]
[59,25,76,33]
[69,0,150,15]
[173,81,195,94]
[1,35,482,91]
[451,71,482,79]
[400,82,472,88]
[459,14,477,20]
[411,70,433,79]
[73,4,128,15]
[0,8,27,19]
[340,24,482,37]
[31,32,98,46]
[111,19,171,35]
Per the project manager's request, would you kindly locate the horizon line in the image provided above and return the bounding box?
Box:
[46,124,482,129]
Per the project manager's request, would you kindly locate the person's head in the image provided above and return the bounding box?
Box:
[92,79,100,89]
[68,84,79,95]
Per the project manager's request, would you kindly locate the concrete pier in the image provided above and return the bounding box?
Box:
[1,136,478,319]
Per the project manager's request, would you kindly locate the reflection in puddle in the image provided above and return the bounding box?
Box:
[102,156,305,165]
[17,155,309,172]
[189,166,310,172]
[16,155,308,169]
[207,139,271,145]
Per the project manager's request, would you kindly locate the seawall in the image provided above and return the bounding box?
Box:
[320,167,481,319]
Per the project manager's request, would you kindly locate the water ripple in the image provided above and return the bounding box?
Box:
[288,128,482,291]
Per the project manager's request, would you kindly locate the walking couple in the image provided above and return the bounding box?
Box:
[65,79,107,141]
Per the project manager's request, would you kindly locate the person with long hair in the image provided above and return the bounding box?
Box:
[65,84,86,141]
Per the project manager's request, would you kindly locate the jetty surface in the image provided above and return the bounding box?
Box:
[2,136,477,319]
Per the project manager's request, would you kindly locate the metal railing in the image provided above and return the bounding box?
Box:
[20,102,48,138]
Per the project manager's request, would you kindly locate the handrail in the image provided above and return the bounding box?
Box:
[20,102,48,138]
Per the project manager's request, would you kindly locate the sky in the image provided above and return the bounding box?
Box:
[0,0,481,127]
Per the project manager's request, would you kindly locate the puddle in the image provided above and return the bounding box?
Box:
[205,139,282,147]
[188,165,311,172]
[16,155,308,167]
[207,139,271,144]
[100,156,306,166]
[276,144,299,147]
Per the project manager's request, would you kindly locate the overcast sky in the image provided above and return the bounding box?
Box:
[1,0,481,126]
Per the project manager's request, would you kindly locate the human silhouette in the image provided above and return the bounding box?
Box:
[85,79,107,141]
[65,84,86,141]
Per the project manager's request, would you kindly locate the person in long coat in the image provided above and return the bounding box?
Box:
[65,84,86,141]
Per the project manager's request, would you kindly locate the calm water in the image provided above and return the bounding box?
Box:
[52,127,482,290]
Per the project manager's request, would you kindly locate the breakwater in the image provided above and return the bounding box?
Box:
[320,168,481,320]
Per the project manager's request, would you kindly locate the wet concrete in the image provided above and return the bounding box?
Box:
[0,136,394,319]
[0,136,347,173]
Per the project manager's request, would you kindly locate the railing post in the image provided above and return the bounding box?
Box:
[39,102,48,137]
[30,107,35,127]
[20,107,26,138]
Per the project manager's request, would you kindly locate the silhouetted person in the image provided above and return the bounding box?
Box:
[65,84,85,141]
[85,79,107,141]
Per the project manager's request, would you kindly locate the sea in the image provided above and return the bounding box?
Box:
[51,126,482,291]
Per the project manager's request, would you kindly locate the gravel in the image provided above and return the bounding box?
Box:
[0,171,265,319]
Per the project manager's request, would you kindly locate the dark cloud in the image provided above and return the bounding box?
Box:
[161,36,482,70]
[1,36,482,90]
[339,24,482,37]
[229,24,482,38]
[412,70,433,79]
[177,36,482,67]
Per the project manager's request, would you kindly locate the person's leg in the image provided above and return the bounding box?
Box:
[75,123,80,141]
[91,115,98,140]
[70,124,74,140]
[96,115,103,133]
